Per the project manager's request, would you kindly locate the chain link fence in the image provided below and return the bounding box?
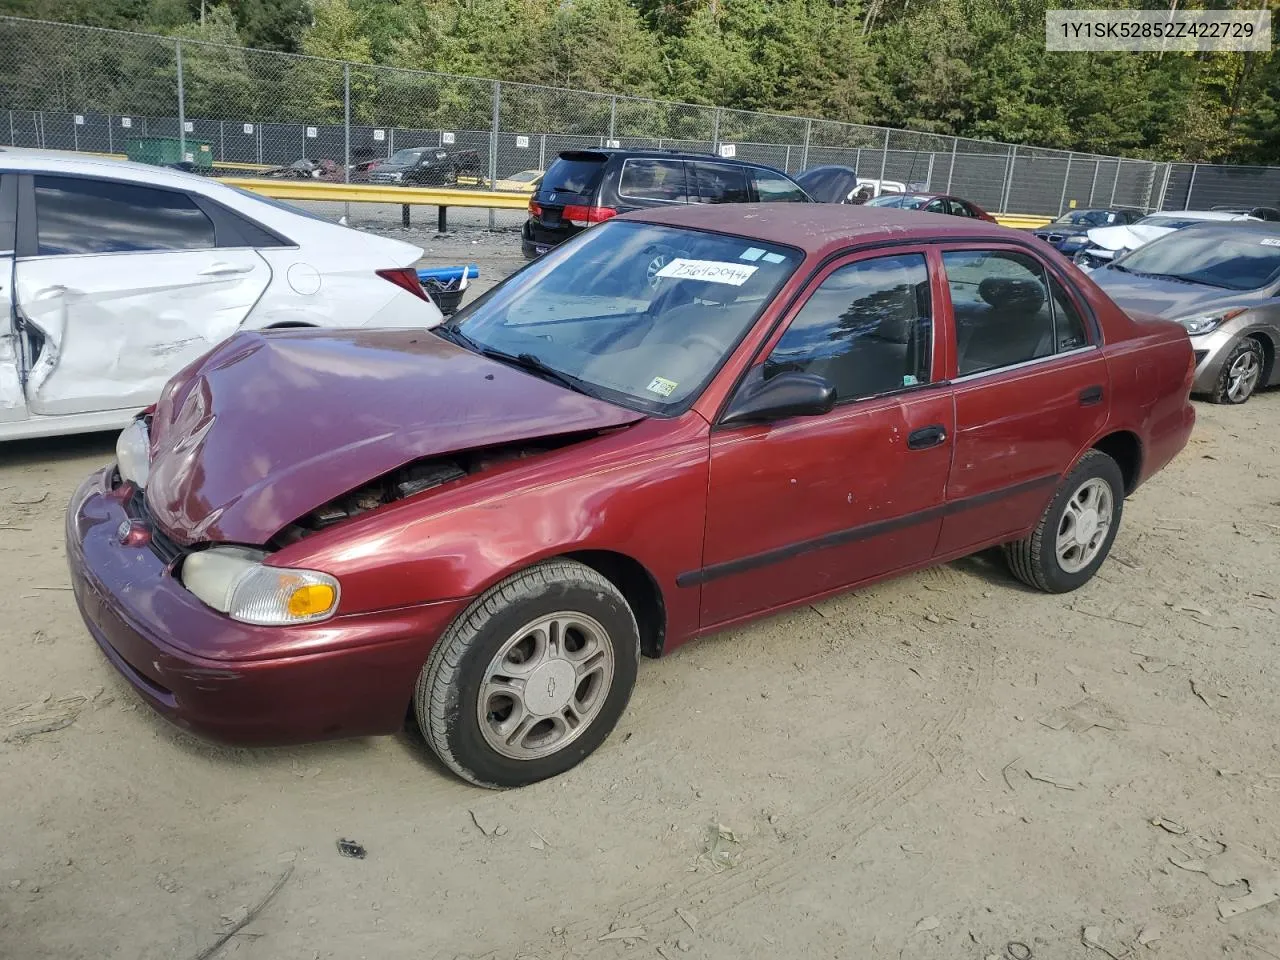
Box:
[2,15,1276,220]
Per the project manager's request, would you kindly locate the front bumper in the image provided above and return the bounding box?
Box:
[66,466,466,746]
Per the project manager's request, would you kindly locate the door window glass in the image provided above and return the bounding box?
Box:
[765,253,932,402]
[752,171,809,203]
[943,250,1059,376]
[689,162,750,204]
[1049,276,1090,350]
[34,175,215,255]
[618,159,689,203]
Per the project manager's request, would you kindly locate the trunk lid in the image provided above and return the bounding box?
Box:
[533,152,607,228]
[143,329,644,546]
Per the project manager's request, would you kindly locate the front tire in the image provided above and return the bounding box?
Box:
[1209,337,1265,405]
[1003,450,1124,593]
[415,560,640,788]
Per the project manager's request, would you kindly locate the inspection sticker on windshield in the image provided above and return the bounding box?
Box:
[739,247,766,262]
[646,376,679,397]
[655,258,759,286]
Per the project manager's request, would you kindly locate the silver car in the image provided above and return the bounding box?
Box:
[1091,221,1280,404]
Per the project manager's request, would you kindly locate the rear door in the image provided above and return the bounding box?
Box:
[611,157,690,211]
[14,173,270,417]
[933,245,1108,555]
[0,174,23,425]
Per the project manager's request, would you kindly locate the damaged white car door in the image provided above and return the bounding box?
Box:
[1,174,23,424]
[14,174,269,417]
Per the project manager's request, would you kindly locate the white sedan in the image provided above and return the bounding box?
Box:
[0,151,442,441]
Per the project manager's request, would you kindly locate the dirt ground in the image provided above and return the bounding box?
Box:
[3,228,1280,960]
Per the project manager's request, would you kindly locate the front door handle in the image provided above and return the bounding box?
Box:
[198,262,252,277]
[907,424,948,450]
[1079,385,1104,406]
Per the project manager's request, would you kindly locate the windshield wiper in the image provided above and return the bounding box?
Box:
[477,347,595,396]
[432,323,479,350]
[1107,263,1131,273]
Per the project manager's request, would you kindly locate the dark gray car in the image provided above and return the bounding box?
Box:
[1090,221,1280,404]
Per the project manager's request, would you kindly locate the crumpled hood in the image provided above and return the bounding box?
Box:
[144,329,645,545]
[1085,223,1174,253]
[1090,269,1260,319]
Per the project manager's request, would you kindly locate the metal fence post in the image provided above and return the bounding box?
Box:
[710,108,721,152]
[801,119,811,170]
[784,145,791,172]
[878,128,890,183]
[7,111,13,149]
[1155,162,1172,211]
[343,64,351,183]
[1187,163,1200,207]
[175,39,186,159]
[945,138,957,194]
[108,115,113,154]
[1108,159,1121,207]
[999,145,1016,213]
[1087,159,1100,206]
[608,95,617,142]
[489,80,500,229]
[1057,153,1073,215]
[539,133,546,171]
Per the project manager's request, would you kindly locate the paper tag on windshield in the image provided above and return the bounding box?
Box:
[646,376,679,397]
[655,258,758,286]
[1261,238,1280,246]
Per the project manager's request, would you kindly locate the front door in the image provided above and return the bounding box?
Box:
[13,173,270,418]
[933,245,1110,555]
[698,249,955,627]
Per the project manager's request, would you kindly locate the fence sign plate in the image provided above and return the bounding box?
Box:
[306,127,317,138]
[442,132,456,144]
[718,144,736,158]
[74,115,83,125]
[374,129,385,141]
[243,123,254,135]
[183,121,193,132]
[121,117,131,128]
[516,135,530,149]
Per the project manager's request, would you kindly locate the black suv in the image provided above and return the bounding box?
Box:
[522,149,811,258]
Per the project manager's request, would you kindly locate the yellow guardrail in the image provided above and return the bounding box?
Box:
[222,176,531,210]
[995,214,1053,229]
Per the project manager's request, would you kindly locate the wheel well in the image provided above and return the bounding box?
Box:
[565,550,666,659]
[1093,431,1142,494]
[1248,332,1275,386]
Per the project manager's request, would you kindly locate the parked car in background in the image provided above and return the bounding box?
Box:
[1091,221,1280,404]
[1073,210,1257,272]
[1034,208,1145,254]
[0,151,443,441]
[863,192,998,222]
[795,166,910,203]
[1212,205,1280,221]
[492,169,543,193]
[67,204,1194,787]
[367,147,483,186]
[521,149,811,260]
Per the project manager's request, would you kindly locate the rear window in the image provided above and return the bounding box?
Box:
[539,155,605,199]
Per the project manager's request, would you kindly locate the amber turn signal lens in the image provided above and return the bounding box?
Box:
[287,583,337,618]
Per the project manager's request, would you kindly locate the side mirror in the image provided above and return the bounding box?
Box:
[721,370,836,426]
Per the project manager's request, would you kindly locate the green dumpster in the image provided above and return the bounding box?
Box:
[124,136,214,171]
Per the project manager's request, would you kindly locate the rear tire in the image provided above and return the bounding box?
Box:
[1209,337,1265,404]
[415,560,639,789]
[1003,450,1124,593]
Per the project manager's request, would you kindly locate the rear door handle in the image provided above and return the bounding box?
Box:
[907,424,948,450]
[1079,385,1104,406]
[198,262,253,277]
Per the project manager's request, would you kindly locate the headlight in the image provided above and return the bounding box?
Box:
[116,418,151,488]
[180,546,340,625]
[1176,308,1245,337]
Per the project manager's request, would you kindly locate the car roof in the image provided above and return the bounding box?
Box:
[1146,209,1255,221]
[624,203,1013,258]
[1170,219,1280,237]
[0,147,214,190]
[557,149,794,178]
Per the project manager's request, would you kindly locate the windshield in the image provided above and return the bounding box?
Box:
[449,221,801,414]
[865,194,929,209]
[1136,215,1201,229]
[1054,210,1113,226]
[387,148,427,164]
[1118,230,1280,290]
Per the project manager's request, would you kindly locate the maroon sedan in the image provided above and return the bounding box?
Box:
[67,205,1195,788]
[865,192,998,221]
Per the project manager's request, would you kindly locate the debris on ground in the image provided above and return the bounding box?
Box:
[676,939,692,952]
[188,865,293,960]
[1138,657,1169,674]
[1136,923,1162,945]
[1038,698,1125,733]
[1025,769,1080,790]
[1150,817,1187,835]
[702,823,741,871]
[1081,924,1126,958]
[675,907,698,932]
[1190,679,1230,711]
[1006,942,1033,960]
[155,873,180,894]
[1169,841,1280,919]
[3,694,88,744]
[529,834,546,851]
[469,809,501,838]
[335,838,366,859]
[913,916,940,933]
[597,925,646,941]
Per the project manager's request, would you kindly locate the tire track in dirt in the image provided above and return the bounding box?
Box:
[472,604,995,960]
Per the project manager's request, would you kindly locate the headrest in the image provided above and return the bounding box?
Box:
[978,277,1045,312]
